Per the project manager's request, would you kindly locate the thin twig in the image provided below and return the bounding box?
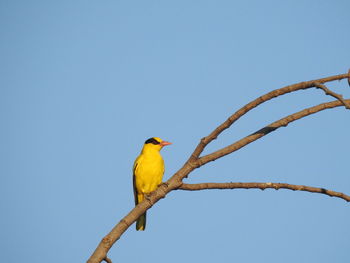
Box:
[179,182,350,202]
[314,82,350,109]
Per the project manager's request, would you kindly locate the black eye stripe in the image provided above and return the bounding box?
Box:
[145,138,160,145]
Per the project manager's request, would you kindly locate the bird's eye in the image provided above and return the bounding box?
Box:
[145,138,160,145]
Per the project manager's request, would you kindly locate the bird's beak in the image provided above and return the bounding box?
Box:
[160,141,172,147]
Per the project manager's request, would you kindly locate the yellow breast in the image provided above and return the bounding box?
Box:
[134,151,165,194]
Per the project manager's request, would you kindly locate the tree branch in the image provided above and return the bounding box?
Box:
[189,73,349,160]
[313,82,350,109]
[87,99,348,263]
[87,73,349,263]
[198,99,350,166]
[179,182,350,202]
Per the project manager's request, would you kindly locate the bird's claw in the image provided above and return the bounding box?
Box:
[144,193,152,201]
[158,182,169,188]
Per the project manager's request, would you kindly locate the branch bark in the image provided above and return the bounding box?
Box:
[179,182,350,202]
[87,72,349,263]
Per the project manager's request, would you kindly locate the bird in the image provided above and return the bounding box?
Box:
[133,137,172,231]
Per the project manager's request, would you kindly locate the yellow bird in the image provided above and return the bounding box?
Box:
[133,137,172,231]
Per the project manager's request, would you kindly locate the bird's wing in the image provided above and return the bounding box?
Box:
[132,159,139,206]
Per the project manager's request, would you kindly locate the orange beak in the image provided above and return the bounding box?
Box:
[160,141,172,147]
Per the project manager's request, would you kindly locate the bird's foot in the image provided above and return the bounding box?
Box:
[144,193,152,201]
[158,182,169,188]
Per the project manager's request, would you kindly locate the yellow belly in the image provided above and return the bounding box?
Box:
[134,154,164,195]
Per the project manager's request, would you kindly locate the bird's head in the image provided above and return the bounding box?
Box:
[143,137,172,152]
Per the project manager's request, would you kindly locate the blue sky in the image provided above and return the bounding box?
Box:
[1,1,350,262]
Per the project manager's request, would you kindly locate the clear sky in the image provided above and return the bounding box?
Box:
[1,1,350,262]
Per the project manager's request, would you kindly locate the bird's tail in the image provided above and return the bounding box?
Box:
[136,212,146,231]
[136,193,146,231]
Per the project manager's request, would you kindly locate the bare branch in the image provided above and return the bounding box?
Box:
[189,73,349,160]
[198,99,350,166]
[87,180,185,263]
[179,182,350,202]
[88,99,349,263]
[87,73,350,263]
[314,82,350,109]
